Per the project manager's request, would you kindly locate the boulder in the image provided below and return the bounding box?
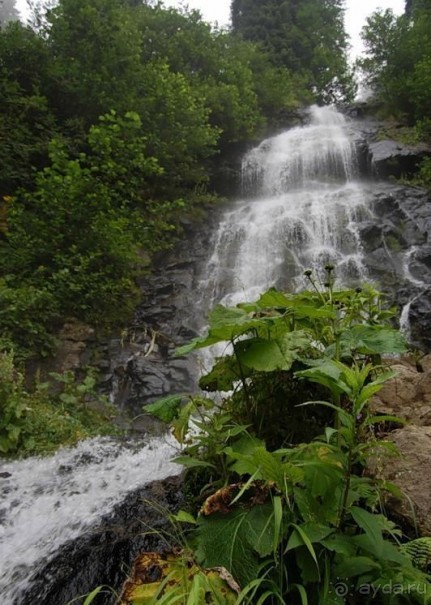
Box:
[369,139,431,179]
[376,425,431,536]
[20,476,184,605]
[371,355,431,426]
[369,356,431,535]
[408,289,431,352]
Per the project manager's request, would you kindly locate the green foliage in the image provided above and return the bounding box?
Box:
[0,109,189,354]
[196,498,277,587]
[409,157,431,188]
[174,270,406,447]
[359,4,431,124]
[0,355,120,457]
[0,22,57,195]
[0,281,59,359]
[135,4,298,140]
[146,274,431,603]
[0,0,307,361]
[0,350,29,452]
[231,0,356,104]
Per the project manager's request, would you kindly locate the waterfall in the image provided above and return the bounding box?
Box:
[0,436,180,604]
[201,106,373,311]
[2,105,428,603]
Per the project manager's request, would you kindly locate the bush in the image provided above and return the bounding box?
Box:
[144,274,431,603]
[0,352,119,458]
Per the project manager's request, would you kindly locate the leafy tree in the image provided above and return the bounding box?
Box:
[231,0,356,103]
[0,112,163,347]
[45,0,143,125]
[0,22,57,194]
[359,3,431,123]
[135,3,297,141]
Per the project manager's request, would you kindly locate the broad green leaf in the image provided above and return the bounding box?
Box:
[237,331,310,372]
[340,325,407,356]
[173,456,216,469]
[335,555,381,578]
[292,305,336,320]
[321,534,356,557]
[204,305,273,343]
[144,394,185,423]
[285,524,320,569]
[295,361,350,398]
[176,303,287,356]
[352,534,406,565]
[350,507,385,557]
[195,508,261,587]
[286,524,321,583]
[255,288,292,308]
[245,501,280,557]
[199,355,245,392]
[224,435,267,475]
[284,523,333,547]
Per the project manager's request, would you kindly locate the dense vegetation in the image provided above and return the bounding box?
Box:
[0,0,355,455]
[0,0,345,364]
[2,0,431,601]
[142,271,431,604]
[359,0,431,186]
[231,0,356,104]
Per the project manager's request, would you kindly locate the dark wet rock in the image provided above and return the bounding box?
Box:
[369,140,431,179]
[409,288,431,351]
[94,207,223,416]
[414,246,431,268]
[359,222,384,252]
[19,476,184,605]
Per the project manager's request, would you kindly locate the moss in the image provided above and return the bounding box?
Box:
[376,123,423,146]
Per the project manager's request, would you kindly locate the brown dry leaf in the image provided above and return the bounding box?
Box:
[200,480,276,516]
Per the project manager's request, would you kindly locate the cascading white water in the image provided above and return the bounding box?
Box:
[0,436,179,604]
[202,106,373,310]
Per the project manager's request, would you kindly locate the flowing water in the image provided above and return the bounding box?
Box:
[1,105,426,603]
[0,436,179,604]
[201,105,372,312]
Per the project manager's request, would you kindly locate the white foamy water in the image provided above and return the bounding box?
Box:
[201,105,372,312]
[0,436,180,604]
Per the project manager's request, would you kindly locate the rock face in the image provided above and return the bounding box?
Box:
[346,110,431,179]
[372,355,431,426]
[368,140,431,179]
[371,355,431,536]
[87,112,431,421]
[356,182,431,350]
[377,425,431,537]
[19,475,184,605]
[94,211,223,419]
